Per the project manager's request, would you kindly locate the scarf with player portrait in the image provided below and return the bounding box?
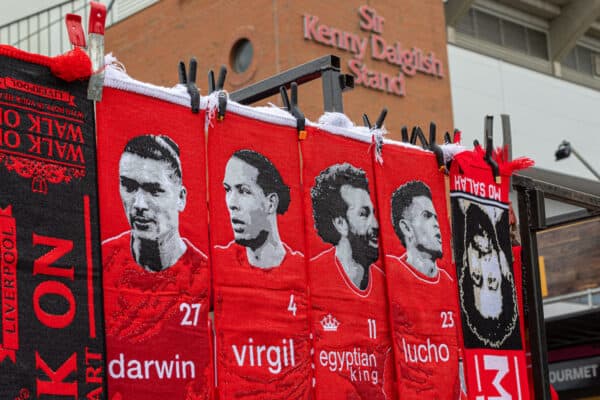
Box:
[449,144,533,399]
[0,45,105,399]
[96,61,212,400]
[373,140,465,399]
[206,100,312,399]
[300,117,394,400]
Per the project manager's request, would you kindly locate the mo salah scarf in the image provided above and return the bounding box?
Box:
[206,99,311,399]
[95,60,212,399]
[300,116,394,400]
[372,138,465,400]
[450,144,533,399]
[0,46,105,398]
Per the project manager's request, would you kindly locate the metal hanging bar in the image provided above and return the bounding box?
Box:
[229,55,354,112]
[515,185,551,400]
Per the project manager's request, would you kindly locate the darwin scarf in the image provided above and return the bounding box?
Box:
[0,46,105,399]
[96,65,212,399]
[450,144,533,399]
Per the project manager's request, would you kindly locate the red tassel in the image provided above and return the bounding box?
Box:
[50,47,92,82]
[502,156,535,174]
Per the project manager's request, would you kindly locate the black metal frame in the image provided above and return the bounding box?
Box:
[513,171,600,400]
[229,55,354,112]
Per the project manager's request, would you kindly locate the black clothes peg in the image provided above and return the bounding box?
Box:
[208,65,227,94]
[279,82,306,139]
[178,57,200,113]
[362,108,388,130]
[207,65,228,120]
[483,116,500,183]
[444,131,452,144]
[428,122,446,173]
[401,126,409,143]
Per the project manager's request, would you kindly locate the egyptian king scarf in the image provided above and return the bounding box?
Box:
[450,144,533,399]
[301,117,394,400]
[207,99,311,399]
[96,60,212,399]
[373,139,465,399]
[0,46,105,398]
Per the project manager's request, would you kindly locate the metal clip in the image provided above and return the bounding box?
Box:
[87,1,107,101]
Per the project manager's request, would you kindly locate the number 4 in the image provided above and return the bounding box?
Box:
[288,294,297,316]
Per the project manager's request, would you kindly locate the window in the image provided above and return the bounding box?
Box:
[562,45,600,77]
[230,38,254,74]
[456,8,549,60]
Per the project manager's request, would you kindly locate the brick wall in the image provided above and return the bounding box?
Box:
[105,0,453,139]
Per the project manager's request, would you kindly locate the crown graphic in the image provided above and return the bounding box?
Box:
[321,314,340,332]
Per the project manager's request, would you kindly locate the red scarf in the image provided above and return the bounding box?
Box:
[207,108,312,399]
[374,142,465,399]
[96,84,212,399]
[450,145,533,399]
[301,125,394,399]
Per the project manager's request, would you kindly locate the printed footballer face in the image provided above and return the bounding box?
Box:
[402,195,442,258]
[223,157,272,243]
[467,232,503,319]
[119,152,185,242]
[340,184,379,265]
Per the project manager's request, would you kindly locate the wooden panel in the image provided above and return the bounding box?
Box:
[537,217,600,297]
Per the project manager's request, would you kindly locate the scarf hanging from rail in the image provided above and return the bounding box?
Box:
[0,45,105,399]
[96,61,212,400]
[300,117,394,400]
[450,144,533,399]
[206,100,312,399]
[373,140,467,399]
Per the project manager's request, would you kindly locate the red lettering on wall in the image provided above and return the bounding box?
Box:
[358,5,384,34]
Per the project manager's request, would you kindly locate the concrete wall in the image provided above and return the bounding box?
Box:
[449,44,600,180]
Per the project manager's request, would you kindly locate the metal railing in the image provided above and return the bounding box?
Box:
[0,0,120,56]
[544,287,600,310]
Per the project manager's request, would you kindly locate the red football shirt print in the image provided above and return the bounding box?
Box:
[207,105,312,399]
[373,142,464,400]
[96,69,212,400]
[301,123,394,399]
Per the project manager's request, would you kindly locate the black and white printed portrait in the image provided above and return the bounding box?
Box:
[119,134,188,272]
[391,180,442,278]
[311,163,380,290]
[454,198,521,349]
[223,149,291,268]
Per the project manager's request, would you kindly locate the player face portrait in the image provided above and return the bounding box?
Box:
[467,221,503,319]
[458,199,520,349]
[401,195,442,258]
[339,184,379,266]
[223,156,274,247]
[119,152,186,243]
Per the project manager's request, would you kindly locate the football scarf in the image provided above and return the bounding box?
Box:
[373,141,464,399]
[301,120,394,399]
[207,101,312,399]
[0,46,105,398]
[450,145,533,399]
[96,63,212,399]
